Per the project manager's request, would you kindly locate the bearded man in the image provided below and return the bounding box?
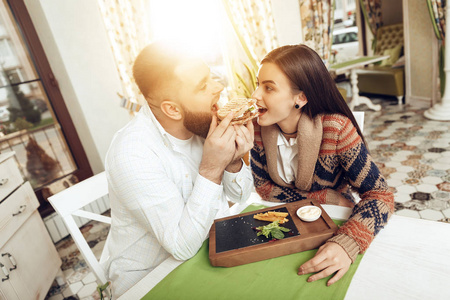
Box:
[101,42,254,298]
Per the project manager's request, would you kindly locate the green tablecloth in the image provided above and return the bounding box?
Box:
[143,204,363,300]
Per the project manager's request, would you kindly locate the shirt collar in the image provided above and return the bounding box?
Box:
[277,132,297,147]
[140,104,175,149]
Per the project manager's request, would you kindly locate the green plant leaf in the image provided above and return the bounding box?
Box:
[243,62,257,91]
[234,71,252,98]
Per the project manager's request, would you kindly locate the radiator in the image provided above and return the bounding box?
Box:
[43,195,110,243]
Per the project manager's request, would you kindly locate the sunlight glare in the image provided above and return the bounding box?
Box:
[149,0,223,61]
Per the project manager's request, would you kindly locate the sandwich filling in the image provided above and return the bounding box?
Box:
[217,98,259,125]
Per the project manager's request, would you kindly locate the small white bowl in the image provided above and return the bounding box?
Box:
[296,205,322,222]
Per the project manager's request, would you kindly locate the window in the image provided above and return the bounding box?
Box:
[2,0,92,217]
[331,0,359,62]
[333,31,358,44]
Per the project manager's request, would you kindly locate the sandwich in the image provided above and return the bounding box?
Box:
[217,98,259,125]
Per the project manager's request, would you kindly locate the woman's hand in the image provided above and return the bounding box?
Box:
[234,121,254,160]
[298,242,352,286]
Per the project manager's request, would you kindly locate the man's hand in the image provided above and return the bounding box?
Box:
[297,242,352,286]
[225,121,254,173]
[199,113,236,184]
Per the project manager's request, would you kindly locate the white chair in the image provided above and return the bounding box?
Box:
[48,172,110,287]
[351,111,365,204]
[352,111,364,133]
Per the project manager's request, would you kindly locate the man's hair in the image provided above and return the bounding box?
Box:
[133,42,184,103]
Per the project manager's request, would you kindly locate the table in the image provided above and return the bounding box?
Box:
[119,193,450,300]
[329,56,389,111]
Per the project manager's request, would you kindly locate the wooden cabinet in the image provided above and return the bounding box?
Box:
[0,152,61,300]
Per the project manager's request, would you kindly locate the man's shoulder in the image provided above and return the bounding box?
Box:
[107,116,163,159]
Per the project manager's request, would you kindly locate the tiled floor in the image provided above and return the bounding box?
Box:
[45,219,110,300]
[44,95,450,300]
[361,96,450,222]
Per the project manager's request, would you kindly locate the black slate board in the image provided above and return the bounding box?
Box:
[215,207,300,253]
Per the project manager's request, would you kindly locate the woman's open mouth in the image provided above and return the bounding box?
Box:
[258,107,268,116]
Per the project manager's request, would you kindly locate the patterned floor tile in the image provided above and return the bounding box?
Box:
[443,208,450,218]
[388,178,404,187]
[402,178,421,185]
[395,209,421,218]
[426,169,447,177]
[422,176,443,185]
[394,194,411,203]
[437,182,450,192]
[419,209,445,221]
[432,190,450,201]
[416,184,438,193]
[396,185,417,194]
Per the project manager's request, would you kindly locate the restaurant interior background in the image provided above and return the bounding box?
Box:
[0,0,448,299]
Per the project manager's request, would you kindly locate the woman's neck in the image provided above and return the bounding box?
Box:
[278,112,301,138]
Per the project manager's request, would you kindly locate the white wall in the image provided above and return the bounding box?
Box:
[403,0,435,103]
[24,0,132,174]
[271,0,303,46]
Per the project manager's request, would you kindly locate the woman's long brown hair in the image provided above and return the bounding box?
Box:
[261,44,367,146]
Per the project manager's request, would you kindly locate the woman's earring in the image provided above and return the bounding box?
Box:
[295,104,300,109]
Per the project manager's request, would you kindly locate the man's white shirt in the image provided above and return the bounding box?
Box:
[101,104,253,297]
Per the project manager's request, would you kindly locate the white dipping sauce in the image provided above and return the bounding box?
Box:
[296,206,322,222]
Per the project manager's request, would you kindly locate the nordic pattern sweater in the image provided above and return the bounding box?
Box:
[250,113,394,261]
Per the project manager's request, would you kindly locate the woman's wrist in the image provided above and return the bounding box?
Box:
[327,235,360,263]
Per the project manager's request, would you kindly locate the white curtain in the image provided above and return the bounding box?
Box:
[97,0,150,112]
[222,0,279,98]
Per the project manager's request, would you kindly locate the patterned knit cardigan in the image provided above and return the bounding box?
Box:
[251,113,394,261]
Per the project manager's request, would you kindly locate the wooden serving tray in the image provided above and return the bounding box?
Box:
[209,199,338,267]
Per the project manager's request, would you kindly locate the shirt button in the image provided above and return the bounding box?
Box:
[185,174,189,178]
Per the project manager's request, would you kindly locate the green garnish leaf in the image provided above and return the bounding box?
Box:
[271,228,284,240]
[279,226,290,232]
[255,220,290,240]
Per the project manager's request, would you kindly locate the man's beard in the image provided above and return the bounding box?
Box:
[181,104,212,139]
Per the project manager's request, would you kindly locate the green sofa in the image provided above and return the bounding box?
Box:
[357,23,404,104]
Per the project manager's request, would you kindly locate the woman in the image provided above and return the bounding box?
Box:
[250,44,394,286]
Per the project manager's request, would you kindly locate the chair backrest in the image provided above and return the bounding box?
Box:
[48,171,110,285]
[375,23,403,55]
[352,111,364,133]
